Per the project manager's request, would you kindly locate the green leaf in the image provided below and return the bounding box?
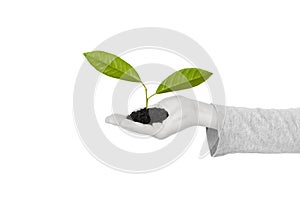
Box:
[83,51,141,82]
[156,68,212,94]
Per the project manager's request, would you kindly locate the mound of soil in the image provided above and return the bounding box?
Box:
[127,107,169,124]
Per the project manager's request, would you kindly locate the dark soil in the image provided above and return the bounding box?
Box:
[127,107,169,124]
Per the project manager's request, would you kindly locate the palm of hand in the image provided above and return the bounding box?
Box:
[105,96,197,139]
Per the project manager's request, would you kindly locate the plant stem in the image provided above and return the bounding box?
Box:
[142,82,156,109]
[147,93,156,100]
[141,83,148,108]
[142,83,157,109]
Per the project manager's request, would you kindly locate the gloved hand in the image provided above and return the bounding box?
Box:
[105,96,217,139]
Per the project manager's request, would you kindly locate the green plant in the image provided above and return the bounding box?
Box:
[83,51,213,109]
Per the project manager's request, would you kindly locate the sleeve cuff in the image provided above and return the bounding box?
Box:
[206,104,227,157]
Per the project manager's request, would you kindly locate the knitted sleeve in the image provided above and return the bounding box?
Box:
[206,105,300,156]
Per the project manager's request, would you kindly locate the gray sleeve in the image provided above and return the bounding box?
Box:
[206,104,300,157]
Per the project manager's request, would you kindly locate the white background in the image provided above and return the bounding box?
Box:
[1,0,300,196]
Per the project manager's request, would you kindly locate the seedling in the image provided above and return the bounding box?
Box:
[83,51,212,124]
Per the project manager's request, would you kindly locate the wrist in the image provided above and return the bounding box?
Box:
[193,101,217,129]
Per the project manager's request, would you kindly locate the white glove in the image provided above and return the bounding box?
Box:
[105,96,217,139]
